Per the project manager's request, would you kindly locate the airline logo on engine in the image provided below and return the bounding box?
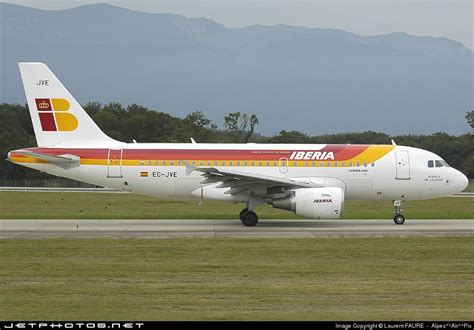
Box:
[313,199,333,203]
[289,151,335,160]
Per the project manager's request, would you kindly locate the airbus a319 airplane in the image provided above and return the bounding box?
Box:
[8,63,469,226]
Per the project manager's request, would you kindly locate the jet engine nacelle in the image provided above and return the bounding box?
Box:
[272,187,344,219]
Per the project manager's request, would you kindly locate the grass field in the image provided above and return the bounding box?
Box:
[464,180,474,192]
[0,191,472,219]
[0,238,472,320]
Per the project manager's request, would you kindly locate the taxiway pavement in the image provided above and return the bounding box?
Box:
[0,219,473,238]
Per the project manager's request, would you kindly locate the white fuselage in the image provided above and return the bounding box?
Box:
[10,143,468,203]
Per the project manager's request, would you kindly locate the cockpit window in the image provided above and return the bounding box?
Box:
[428,160,434,168]
[435,160,444,167]
[441,160,450,167]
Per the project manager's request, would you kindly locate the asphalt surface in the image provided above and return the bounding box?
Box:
[0,219,473,238]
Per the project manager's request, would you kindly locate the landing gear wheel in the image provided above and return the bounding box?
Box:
[239,208,249,221]
[393,214,405,225]
[392,200,406,225]
[241,211,258,227]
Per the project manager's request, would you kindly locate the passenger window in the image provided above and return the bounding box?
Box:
[428,160,434,168]
[435,160,444,167]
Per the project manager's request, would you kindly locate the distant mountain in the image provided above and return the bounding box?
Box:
[1,2,473,135]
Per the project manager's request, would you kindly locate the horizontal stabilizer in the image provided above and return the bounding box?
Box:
[12,150,80,169]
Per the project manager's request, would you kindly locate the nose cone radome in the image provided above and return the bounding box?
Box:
[453,170,469,193]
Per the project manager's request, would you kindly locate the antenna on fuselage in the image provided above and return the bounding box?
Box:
[190,138,197,144]
[391,139,397,146]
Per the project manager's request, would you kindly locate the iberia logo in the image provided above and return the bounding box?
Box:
[35,98,78,131]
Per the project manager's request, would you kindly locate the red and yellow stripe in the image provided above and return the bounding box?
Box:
[9,145,395,167]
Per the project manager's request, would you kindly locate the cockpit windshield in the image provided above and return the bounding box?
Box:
[428,159,450,168]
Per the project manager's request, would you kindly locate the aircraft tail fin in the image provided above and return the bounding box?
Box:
[18,62,120,147]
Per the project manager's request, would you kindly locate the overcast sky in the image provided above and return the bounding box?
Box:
[2,0,473,50]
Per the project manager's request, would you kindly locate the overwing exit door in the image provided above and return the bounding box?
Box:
[279,157,288,173]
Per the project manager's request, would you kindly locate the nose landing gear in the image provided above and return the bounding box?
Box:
[393,200,405,225]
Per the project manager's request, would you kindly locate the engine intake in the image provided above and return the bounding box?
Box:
[272,187,344,219]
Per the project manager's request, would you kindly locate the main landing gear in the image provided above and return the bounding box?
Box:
[239,196,264,227]
[393,200,405,225]
[240,208,259,227]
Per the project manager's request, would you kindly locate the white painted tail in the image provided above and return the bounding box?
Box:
[18,62,119,147]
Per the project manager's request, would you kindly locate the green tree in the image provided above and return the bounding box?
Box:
[224,112,259,143]
[83,102,103,117]
[466,111,474,129]
[185,111,214,129]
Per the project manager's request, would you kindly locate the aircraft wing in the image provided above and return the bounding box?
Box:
[192,166,325,197]
[196,167,312,187]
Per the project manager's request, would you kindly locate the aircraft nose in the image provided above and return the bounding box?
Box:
[453,170,469,193]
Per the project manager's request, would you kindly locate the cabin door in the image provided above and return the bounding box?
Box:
[107,149,123,178]
[395,151,410,180]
